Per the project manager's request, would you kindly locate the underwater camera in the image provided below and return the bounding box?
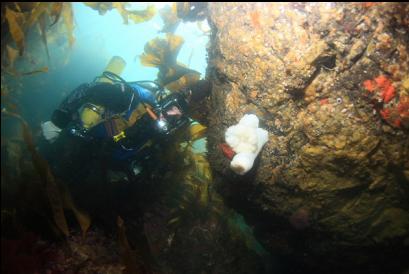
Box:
[155,92,190,135]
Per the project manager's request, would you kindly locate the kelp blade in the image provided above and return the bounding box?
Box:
[1,109,69,236]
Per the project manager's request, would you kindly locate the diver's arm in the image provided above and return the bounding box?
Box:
[43,83,94,143]
[51,83,93,128]
[127,83,159,108]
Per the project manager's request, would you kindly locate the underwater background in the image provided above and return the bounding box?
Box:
[11,2,209,128]
[2,2,409,274]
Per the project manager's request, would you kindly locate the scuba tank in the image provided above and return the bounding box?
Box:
[70,56,127,139]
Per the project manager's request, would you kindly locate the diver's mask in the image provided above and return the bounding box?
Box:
[79,103,105,129]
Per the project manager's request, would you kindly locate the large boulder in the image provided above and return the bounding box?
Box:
[206,3,409,273]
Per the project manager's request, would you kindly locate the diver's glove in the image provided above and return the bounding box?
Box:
[41,121,62,143]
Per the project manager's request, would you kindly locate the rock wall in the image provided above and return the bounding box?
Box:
[206,3,409,273]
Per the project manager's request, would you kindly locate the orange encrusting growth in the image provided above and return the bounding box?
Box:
[363,75,396,103]
[362,75,407,128]
[250,11,261,29]
[363,80,376,92]
[382,84,395,103]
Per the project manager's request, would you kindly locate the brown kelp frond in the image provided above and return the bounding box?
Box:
[26,2,49,27]
[140,34,184,68]
[140,37,168,67]
[117,216,154,274]
[21,66,49,76]
[140,33,201,92]
[159,3,181,33]
[162,67,201,92]
[166,143,214,227]
[2,109,91,238]
[83,2,113,15]
[60,180,91,238]
[6,44,19,68]
[49,2,63,27]
[4,66,49,77]
[127,4,156,24]
[37,12,50,60]
[61,2,75,48]
[176,2,190,21]
[4,5,25,56]
[85,3,156,24]
[176,2,208,22]
[2,2,74,70]
[1,109,69,237]
[112,3,156,25]
[0,85,20,112]
[2,2,156,76]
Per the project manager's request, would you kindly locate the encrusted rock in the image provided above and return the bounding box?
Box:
[207,2,409,273]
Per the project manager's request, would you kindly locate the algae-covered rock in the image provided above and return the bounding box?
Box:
[206,2,409,273]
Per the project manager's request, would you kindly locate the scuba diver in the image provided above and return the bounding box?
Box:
[41,71,210,183]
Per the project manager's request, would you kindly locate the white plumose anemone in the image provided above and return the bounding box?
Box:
[225,114,268,175]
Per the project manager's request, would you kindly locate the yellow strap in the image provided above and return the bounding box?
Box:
[113,131,126,142]
[189,122,207,141]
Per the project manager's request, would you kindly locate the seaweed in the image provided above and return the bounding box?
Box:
[83,2,113,15]
[2,2,74,71]
[49,2,63,27]
[5,45,19,68]
[1,109,90,238]
[159,3,181,33]
[4,5,25,56]
[176,2,208,22]
[140,34,201,92]
[37,12,50,60]
[84,2,156,25]
[117,216,153,274]
[61,2,75,48]
[2,109,69,236]
[21,66,49,76]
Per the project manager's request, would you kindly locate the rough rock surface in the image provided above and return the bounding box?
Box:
[206,3,409,273]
